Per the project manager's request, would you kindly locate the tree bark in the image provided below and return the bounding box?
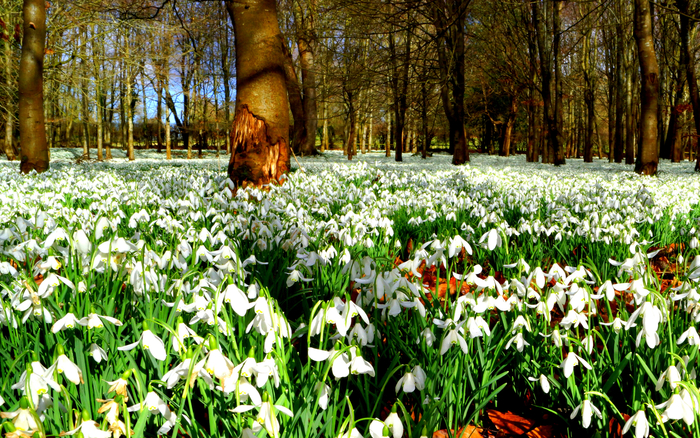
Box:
[3,9,17,161]
[225,0,290,188]
[633,0,659,175]
[677,0,700,171]
[19,0,48,173]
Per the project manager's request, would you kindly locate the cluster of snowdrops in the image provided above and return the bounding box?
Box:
[0,152,700,438]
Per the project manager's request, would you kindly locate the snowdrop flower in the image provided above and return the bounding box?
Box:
[448,235,472,258]
[286,268,313,287]
[337,427,364,438]
[570,399,602,428]
[118,322,167,361]
[219,283,255,316]
[48,347,84,385]
[374,408,403,438]
[127,391,171,418]
[622,410,649,438]
[78,312,123,329]
[0,397,40,433]
[560,309,589,330]
[440,326,468,355]
[416,327,436,346]
[600,316,633,334]
[308,345,351,379]
[560,352,592,379]
[677,326,700,345]
[88,344,109,363]
[655,391,696,425]
[505,332,530,352]
[655,365,682,391]
[51,310,81,333]
[465,316,491,338]
[314,382,330,410]
[231,393,293,438]
[479,229,502,251]
[62,410,111,438]
[528,374,550,393]
[395,365,426,393]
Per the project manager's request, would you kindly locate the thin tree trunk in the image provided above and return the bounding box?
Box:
[3,8,17,160]
[19,0,48,173]
[678,0,700,171]
[633,0,659,175]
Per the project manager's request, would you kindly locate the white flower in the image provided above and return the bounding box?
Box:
[118,327,167,361]
[656,392,695,425]
[677,326,700,345]
[128,391,171,417]
[622,410,649,438]
[505,332,530,352]
[395,365,426,393]
[570,399,602,428]
[78,313,123,329]
[655,365,682,391]
[440,328,468,355]
[560,352,592,379]
[88,344,109,363]
[51,312,81,333]
[314,382,330,410]
[48,354,84,385]
[0,399,39,432]
[231,398,293,438]
[528,374,550,393]
[63,417,112,438]
[416,327,435,346]
[384,411,404,438]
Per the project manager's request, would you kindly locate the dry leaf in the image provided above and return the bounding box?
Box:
[487,409,536,435]
[433,425,483,438]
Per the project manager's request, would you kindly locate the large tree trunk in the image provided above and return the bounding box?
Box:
[3,9,17,161]
[633,0,659,175]
[550,0,566,165]
[283,43,306,155]
[298,35,318,156]
[19,0,48,174]
[678,0,700,171]
[225,0,290,189]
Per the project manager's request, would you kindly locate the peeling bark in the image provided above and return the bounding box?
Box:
[228,105,289,188]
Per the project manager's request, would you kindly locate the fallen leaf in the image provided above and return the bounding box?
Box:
[486,410,554,438]
[433,425,483,438]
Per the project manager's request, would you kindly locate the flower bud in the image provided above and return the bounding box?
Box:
[56,344,65,356]
[82,410,91,422]
[19,397,30,410]
[142,321,149,332]
[247,346,256,358]
[121,369,132,380]
[383,425,390,437]
[208,334,218,350]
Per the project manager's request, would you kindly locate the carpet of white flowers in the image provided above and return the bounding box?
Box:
[1,151,700,438]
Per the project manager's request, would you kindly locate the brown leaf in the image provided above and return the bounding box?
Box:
[487,410,535,435]
[433,425,483,438]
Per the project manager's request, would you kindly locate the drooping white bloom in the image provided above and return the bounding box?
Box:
[560,352,592,379]
[622,410,649,438]
[118,328,167,361]
[528,374,550,393]
[231,398,293,438]
[395,365,426,393]
[570,399,602,428]
[51,312,81,333]
[88,344,109,363]
[655,365,682,391]
[48,354,84,385]
[655,392,695,425]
